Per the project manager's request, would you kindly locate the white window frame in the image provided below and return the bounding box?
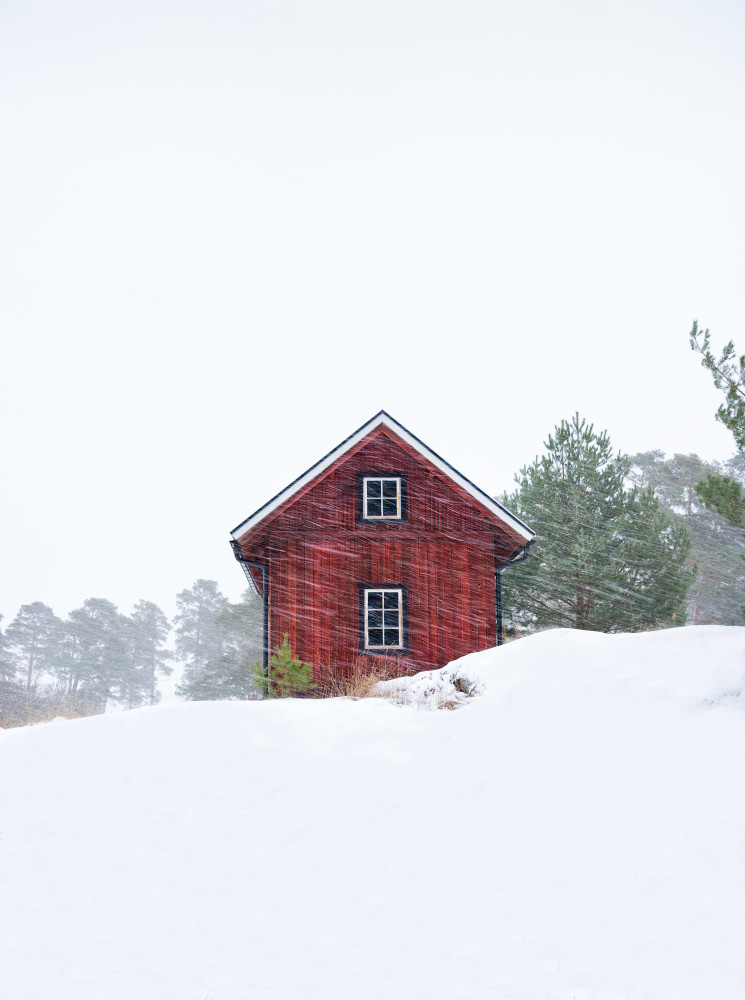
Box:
[364,588,403,650]
[363,477,402,520]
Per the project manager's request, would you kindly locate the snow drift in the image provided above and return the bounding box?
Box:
[1,626,743,1000]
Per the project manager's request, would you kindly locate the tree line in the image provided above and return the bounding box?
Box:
[3,320,743,716]
[0,581,264,725]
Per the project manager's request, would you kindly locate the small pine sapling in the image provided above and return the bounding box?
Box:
[252,634,314,698]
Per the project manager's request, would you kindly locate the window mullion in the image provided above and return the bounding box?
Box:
[362,476,402,520]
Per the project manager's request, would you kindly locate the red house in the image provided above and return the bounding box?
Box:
[230,411,534,680]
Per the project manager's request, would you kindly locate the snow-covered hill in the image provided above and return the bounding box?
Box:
[1,627,743,1000]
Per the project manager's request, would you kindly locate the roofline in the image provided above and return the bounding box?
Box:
[230,410,535,542]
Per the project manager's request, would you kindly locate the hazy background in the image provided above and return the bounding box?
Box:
[2,0,744,621]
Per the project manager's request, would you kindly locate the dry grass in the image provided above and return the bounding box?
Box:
[314,656,405,699]
[436,694,461,711]
[0,683,102,729]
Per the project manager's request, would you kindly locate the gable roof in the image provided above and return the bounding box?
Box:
[230,410,535,543]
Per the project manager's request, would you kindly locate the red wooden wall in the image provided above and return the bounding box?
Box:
[236,428,525,675]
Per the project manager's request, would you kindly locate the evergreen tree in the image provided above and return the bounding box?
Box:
[174,580,229,683]
[0,614,16,682]
[121,601,172,707]
[695,474,745,529]
[5,602,62,690]
[630,452,745,625]
[690,321,745,450]
[717,453,745,526]
[177,590,262,701]
[251,633,314,699]
[56,599,130,708]
[689,322,745,544]
[725,450,745,484]
[502,415,693,634]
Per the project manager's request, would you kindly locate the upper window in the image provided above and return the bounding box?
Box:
[363,476,402,520]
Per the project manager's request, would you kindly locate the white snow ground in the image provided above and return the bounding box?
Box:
[1,626,743,1000]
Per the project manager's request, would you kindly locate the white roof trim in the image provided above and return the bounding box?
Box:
[230,411,535,542]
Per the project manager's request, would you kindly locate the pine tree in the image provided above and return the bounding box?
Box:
[689,323,745,539]
[57,599,130,708]
[725,450,745,483]
[121,601,172,707]
[690,321,745,450]
[0,614,16,682]
[177,590,262,701]
[695,474,745,529]
[251,633,314,699]
[718,452,745,528]
[174,580,229,682]
[630,452,745,625]
[502,415,693,634]
[5,602,62,690]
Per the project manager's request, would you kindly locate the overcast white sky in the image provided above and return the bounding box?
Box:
[2,0,744,624]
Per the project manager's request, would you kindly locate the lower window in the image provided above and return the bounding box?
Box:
[362,587,405,650]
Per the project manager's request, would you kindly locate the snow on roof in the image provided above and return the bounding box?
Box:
[230,410,534,542]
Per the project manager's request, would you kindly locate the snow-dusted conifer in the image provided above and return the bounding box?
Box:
[122,600,172,707]
[690,321,745,451]
[631,452,745,625]
[502,415,692,634]
[174,580,229,682]
[57,598,130,708]
[177,590,262,701]
[0,613,16,682]
[5,602,62,690]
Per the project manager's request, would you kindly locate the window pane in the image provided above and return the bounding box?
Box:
[382,498,398,517]
[365,589,402,649]
[366,498,382,517]
[366,480,381,498]
[382,479,398,499]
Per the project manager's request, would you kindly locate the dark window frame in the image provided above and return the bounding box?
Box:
[356,473,408,523]
[357,584,409,654]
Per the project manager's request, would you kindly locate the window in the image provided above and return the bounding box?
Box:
[361,587,405,650]
[361,476,404,520]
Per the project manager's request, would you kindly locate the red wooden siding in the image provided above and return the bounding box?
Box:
[252,534,496,673]
[235,426,524,675]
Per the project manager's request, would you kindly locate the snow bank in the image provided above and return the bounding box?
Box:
[381,625,745,710]
[1,627,743,1000]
